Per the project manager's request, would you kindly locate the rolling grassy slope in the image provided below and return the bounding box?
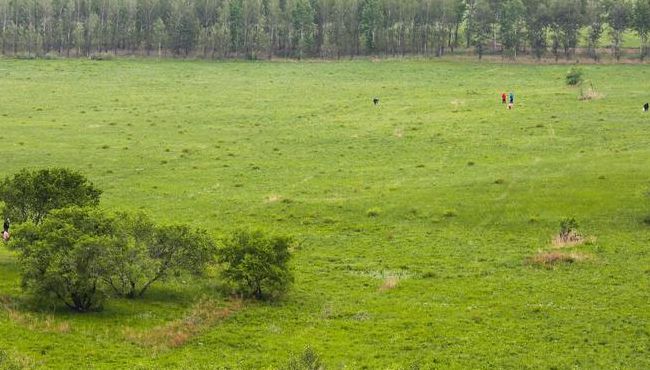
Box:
[0,58,649,368]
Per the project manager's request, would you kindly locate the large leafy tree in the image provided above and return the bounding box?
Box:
[0,168,101,225]
[469,0,494,60]
[10,207,114,312]
[523,0,550,60]
[499,0,525,58]
[101,212,217,298]
[632,0,650,60]
[606,0,631,61]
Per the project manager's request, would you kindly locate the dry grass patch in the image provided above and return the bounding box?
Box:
[379,276,400,292]
[265,194,283,203]
[529,251,592,268]
[0,295,71,334]
[579,86,604,101]
[552,230,585,248]
[124,298,242,350]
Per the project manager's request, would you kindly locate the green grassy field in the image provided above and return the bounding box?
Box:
[0,58,649,369]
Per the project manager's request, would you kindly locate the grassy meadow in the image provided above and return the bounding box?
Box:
[0,58,649,369]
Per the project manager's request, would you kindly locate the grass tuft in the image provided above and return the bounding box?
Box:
[528,251,591,268]
[379,276,400,292]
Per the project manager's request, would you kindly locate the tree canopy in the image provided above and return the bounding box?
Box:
[0,0,645,60]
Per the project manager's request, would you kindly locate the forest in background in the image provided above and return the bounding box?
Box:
[0,0,649,61]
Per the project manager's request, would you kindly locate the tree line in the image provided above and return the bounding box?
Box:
[0,0,649,60]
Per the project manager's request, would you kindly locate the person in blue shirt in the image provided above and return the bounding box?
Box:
[509,92,514,104]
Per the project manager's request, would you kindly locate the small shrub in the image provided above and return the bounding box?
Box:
[43,52,59,60]
[442,209,457,218]
[89,52,114,61]
[566,66,583,86]
[218,230,294,300]
[559,218,578,236]
[285,346,325,370]
[366,207,381,217]
[16,53,36,60]
[554,217,584,246]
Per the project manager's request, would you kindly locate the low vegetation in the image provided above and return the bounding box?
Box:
[218,230,294,300]
[529,251,592,268]
[566,67,583,86]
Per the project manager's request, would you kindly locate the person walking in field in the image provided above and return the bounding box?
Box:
[501,92,507,104]
[509,92,514,105]
[644,102,649,112]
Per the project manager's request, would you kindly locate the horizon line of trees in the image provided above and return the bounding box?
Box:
[0,0,649,61]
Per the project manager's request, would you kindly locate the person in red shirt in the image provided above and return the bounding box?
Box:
[501,92,507,104]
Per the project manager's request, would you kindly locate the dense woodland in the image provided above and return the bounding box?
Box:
[0,0,649,60]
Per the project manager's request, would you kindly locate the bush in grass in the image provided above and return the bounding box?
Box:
[366,207,381,217]
[285,346,325,370]
[566,66,583,86]
[559,217,579,239]
[553,217,583,247]
[643,215,650,226]
[0,168,101,225]
[9,207,114,312]
[105,213,217,298]
[218,230,293,300]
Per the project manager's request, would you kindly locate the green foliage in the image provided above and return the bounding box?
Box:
[10,206,217,308]
[285,346,325,370]
[219,230,293,299]
[10,207,114,312]
[360,0,383,52]
[366,207,381,217]
[0,0,649,60]
[632,0,650,59]
[560,217,579,237]
[566,66,583,85]
[500,0,525,57]
[98,212,217,298]
[0,349,27,370]
[103,212,159,298]
[0,168,101,225]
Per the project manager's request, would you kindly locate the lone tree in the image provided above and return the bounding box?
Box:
[105,212,217,298]
[10,207,114,312]
[0,168,101,225]
[219,229,294,300]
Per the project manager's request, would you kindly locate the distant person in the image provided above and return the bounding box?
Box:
[373,97,380,106]
[3,218,9,233]
[501,92,507,104]
[509,92,514,105]
[644,102,649,112]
